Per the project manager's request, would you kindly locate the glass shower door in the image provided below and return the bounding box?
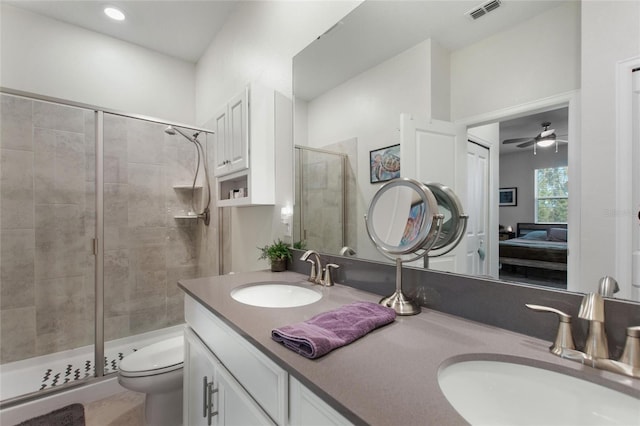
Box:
[0,94,96,400]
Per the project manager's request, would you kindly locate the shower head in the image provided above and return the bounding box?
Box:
[164,125,199,142]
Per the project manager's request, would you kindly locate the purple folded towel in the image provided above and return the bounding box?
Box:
[271,301,396,359]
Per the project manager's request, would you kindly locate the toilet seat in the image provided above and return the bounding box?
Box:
[119,335,184,378]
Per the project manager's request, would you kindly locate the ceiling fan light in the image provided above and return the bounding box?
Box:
[104,7,126,21]
[537,138,555,147]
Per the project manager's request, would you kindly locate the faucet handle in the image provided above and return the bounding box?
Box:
[525,304,576,355]
[323,264,340,286]
[619,326,640,368]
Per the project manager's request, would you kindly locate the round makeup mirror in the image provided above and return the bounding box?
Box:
[365,178,445,315]
[366,178,441,256]
[365,179,468,315]
[425,182,468,258]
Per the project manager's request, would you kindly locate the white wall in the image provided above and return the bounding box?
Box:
[499,145,569,231]
[303,39,432,262]
[0,4,195,123]
[450,1,580,121]
[580,0,640,296]
[195,1,360,273]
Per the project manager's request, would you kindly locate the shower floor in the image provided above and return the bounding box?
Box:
[0,325,183,402]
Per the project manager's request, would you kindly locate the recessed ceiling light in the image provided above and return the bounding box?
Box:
[104,7,125,21]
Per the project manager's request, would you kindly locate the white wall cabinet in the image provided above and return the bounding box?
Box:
[184,327,275,426]
[184,295,352,426]
[208,83,290,207]
[214,88,249,177]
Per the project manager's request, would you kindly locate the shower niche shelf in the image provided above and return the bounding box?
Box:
[173,184,204,219]
[173,184,203,190]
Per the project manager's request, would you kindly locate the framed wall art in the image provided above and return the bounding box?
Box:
[499,187,517,206]
[370,144,400,183]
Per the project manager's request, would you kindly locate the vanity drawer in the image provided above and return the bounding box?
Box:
[185,295,288,425]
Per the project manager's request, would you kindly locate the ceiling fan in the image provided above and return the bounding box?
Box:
[502,121,568,151]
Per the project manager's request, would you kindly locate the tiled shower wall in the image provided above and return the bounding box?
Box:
[0,94,206,364]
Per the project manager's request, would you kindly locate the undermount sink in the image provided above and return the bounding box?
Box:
[438,359,639,425]
[230,282,322,308]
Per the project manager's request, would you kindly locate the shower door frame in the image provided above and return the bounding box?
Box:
[0,87,214,408]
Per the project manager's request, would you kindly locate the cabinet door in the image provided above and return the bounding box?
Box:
[185,328,217,426]
[226,87,249,174]
[216,360,276,426]
[185,328,275,426]
[213,105,229,177]
[289,377,352,426]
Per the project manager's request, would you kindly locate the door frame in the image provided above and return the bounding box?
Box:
[466,137,496,278]
[455,90,581,291]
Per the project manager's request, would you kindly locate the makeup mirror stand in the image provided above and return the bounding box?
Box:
[374,217,444,316]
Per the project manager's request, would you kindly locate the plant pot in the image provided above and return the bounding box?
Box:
[270,258,287,272]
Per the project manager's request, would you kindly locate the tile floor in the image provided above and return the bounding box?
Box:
[84,390,145,426]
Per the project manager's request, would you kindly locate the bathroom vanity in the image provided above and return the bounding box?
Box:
[179,271,639,425]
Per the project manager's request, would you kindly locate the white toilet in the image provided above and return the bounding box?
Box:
[118,335,184,426]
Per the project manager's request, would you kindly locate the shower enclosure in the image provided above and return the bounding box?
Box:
[0,91,217,406]
[294,146,347,253]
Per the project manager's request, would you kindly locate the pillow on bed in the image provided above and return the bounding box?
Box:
[520,230,548,241]
[547,227,568,242]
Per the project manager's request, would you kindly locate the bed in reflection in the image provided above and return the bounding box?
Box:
[499,223,567,288]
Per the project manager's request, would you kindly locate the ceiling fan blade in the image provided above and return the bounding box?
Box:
[517,140,535,148]
[503,137,533,144]
[540,129,556,138]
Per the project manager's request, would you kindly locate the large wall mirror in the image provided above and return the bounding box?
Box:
[293,0,640,302]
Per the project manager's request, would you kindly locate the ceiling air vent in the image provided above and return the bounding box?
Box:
[466,0,502,20]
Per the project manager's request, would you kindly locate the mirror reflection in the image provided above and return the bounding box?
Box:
[366,178,440,255]
[293,0,640,302]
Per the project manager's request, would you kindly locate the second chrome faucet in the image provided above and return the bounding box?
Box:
[300,250,339,287]
[526,291,639,378]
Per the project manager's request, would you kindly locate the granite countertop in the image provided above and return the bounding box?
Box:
[179,270,640,426]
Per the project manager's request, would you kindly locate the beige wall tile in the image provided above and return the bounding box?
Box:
[0,228,35,309]
[0,148,34,229]
[0,307,36,363]
[33,101,84,133]
[0,95,33,151]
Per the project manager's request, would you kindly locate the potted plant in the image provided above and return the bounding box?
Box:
[258,239,292,272]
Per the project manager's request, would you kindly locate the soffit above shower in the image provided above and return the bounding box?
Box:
[2,0,239,63]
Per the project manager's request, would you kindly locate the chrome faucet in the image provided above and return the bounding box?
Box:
[300,250,323,285]
[526,291,639,379]
[578,292,609,359]
[299,250,339,286]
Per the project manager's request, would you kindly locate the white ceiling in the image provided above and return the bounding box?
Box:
[294,0,567,101]
[4,0,240,63]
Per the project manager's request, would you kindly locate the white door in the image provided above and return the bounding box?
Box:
[466,141,490,276]
[400,114,467,272]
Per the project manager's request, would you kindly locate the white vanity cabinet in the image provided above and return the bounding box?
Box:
[184,294,353,426]
[184,327,275,426]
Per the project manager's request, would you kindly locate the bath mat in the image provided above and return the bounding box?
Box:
[17,403,85,426]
